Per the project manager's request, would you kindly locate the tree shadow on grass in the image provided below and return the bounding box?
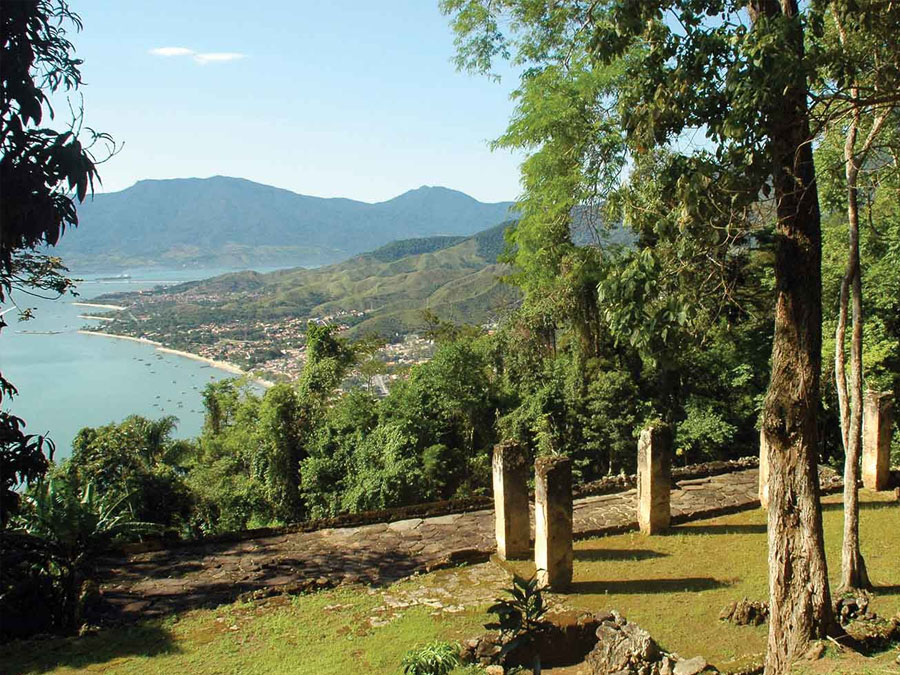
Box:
[1,622,178,675]
[568,577,732,595]
[667,523,767,536]
[94,544,464,625]
[573,549,668,562]
[820,501,898,512]
[871,584,900,595]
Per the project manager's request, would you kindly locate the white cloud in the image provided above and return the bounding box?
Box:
[149,46,195,57]
[149,47,246,65]
[193,52,246,64]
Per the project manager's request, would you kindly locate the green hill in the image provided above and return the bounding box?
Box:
[97,223,520,343]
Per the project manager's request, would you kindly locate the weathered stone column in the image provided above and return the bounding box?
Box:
[637,424,672,535]
[759,427,770,510]
[492,440,530,560]
[534,455,572,590]
[862,391,894,491]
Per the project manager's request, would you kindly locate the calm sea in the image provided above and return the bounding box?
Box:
[0,268,278,461]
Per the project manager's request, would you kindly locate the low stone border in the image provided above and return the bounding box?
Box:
[120,457,763,555]
[574,457,760,499]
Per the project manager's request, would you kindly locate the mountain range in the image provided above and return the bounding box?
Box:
[55,176,516,271]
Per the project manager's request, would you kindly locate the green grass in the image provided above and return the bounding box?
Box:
[2,490,897,674]
[0,588,486,675]
[531,489,897,673]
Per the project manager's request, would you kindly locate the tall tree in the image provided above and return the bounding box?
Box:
[442,1,838,669]
[813,0,900,593]
[0,0,112,525]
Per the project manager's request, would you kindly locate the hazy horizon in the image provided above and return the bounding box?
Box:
[89,174,518,205]
[61,0,525,204]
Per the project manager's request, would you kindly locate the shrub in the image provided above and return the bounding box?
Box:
[401,641,461,675]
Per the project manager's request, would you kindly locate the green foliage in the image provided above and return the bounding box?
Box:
[370,235,467,263]
[819,142,900,397]
[337,424,425,513]
[185,327,360,530]
[440,1,776,478]
[675,399,738,465]
[0,0,111,273]
[256,384,304,521]
[0,0,111,530]
[497,356,569,458]
[185,383,272,534]
[578,366,643,476]
[63,415,194,531]
[0,406,51,527]
[3,476,159,636]
[300,390,378,519]
[401,641,461,675]
[486,572,547,670]
[16,478,159,561]
[303,335,502,517]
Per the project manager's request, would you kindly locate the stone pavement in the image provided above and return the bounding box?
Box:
[95,468,765,624]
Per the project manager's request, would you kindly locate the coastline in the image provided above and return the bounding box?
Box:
[72,302,125,311]
[77,330,274,389]
[156,348,275,388]
[78,330,162,346]
[78,314,116,322]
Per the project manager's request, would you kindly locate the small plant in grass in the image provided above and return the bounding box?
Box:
[401,640,461,675]
[486,572,547,674]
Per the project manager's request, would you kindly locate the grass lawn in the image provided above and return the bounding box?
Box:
[2,490,898,674]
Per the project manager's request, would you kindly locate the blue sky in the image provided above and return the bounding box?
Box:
[66,0,524,203]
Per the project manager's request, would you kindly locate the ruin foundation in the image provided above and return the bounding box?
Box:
[863,391,894,491]
[492,440,530,560]
[535,455,573,589]
[637,424,673,535]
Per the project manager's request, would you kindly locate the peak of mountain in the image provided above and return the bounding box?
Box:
[380,184,488,204]
[57,177,516,271]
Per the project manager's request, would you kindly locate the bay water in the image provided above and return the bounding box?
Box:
[0,268,276,461]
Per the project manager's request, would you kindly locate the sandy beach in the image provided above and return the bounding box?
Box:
[79,315,116,322]
[156,347,275,389]
[156,348,274,388]
[156,347,243,375]
[75,330,274,388]
[72,302,125,311]
[78,330,162,346]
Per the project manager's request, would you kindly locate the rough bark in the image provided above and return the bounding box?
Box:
[749,2,835,672]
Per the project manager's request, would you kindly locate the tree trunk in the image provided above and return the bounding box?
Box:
[838,101,870,592]
[749,2,835,672]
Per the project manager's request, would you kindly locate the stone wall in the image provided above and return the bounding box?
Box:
[119,456,762,555]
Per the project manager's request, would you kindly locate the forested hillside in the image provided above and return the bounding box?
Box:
[94,223,521,357]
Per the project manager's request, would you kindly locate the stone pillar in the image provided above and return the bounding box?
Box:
[534,456,572,590]
[492,441,530,560]
[759,427,770,510]
[862,391,894,491]
[637,424,672,535]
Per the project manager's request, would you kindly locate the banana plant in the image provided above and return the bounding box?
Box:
[12,476,160,628]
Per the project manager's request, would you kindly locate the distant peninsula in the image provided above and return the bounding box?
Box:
[86,224,520,383]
